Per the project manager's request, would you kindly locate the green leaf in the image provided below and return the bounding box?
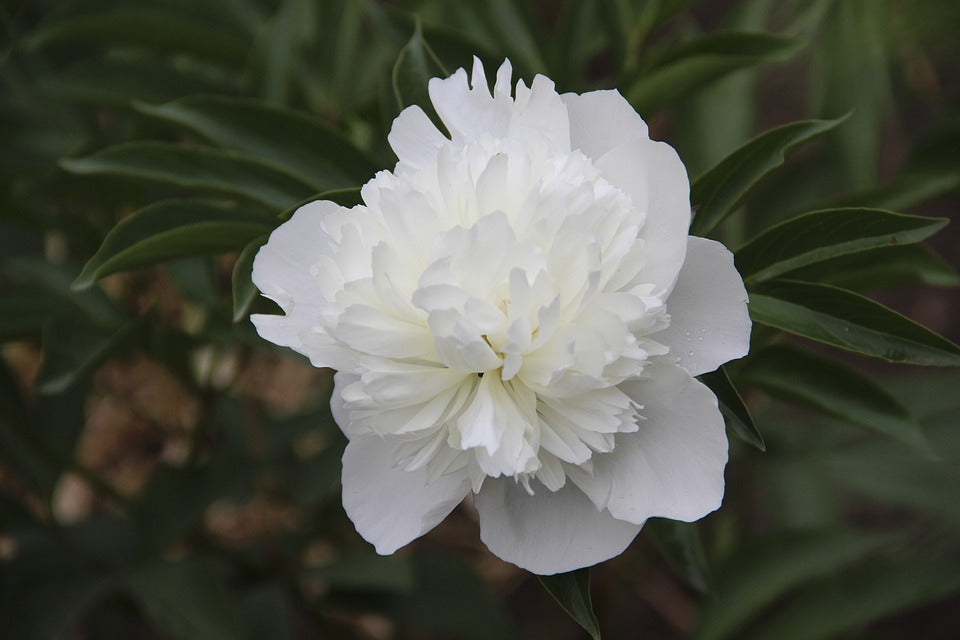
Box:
[692,529,891,640]
[73,200,275,289]
[785,244,960,290]
[389,550,520,640]
[36,55,237,107]
[828,171,960,212]
[35,315,136,394]
[134,96,377,190]
[699,367,764,451]
[748,554,960,640]
[24,6,250,67]
[740,344,932,454]
[232,235,269,322]
[134,462,238,551]
[392,19,448,117]
[626,32,804,116]
[538,569,602,640]
[749,280,960,366]
[60,142,317,210]
[5,259,125,326]
[0,284,65,341]
[824,439,960,525]
[306,554,415,593]
[734,208,947,283]
[690,118,846,236]
[811,0,890,188]
[645,519,711,593]
[126,558,247,640]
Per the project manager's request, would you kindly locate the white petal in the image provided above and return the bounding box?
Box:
[475,478,642,574]
[330,371,357,436]
[562,89,649,161]
[595,138,691,295]
[569,362,727,524]
[342,435,470,554]
[652,236,751,376]
[388,105,448,174]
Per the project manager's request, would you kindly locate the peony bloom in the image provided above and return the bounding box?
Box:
[252,58,750,574]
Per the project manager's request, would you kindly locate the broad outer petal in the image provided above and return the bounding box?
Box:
[475,477,642,574]
[594,138,691,295]
[652,236,751,377]
[562,89,649,161]
[342,435,471,554]
[569,362,727,524]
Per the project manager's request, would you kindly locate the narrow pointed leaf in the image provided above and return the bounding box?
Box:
[392,19,448,116]
[749,554,960,640]
[38,57,237,106]
[232,235,269,322]
[626,32,803,116]
[36,316,136,394]
[538,569,601,640]
[740,344,932,454]
[127,558,247,640]
[749,280,960,366]
[690,117,846,236]
[24,7,250,66]
[699,366,764,450]
[735,208,947,283]
[785,244,960,290]
[61,142,317,210]
[646,519,712,593]
[692,529,891,640]
[134,96,377,189]
[74,200,275,289]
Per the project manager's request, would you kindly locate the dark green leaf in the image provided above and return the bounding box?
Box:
[5,258,125,326]
[749,280,960,366]
[824,439,960,526]
[307,554,415,593]
[748,554,960,640]
[134,462,238,551]
[392,19,448,116]
[239,586,296,640]
[232,235,269,322]
[734,208,947,283]
[126,558,247,640]
[390,550,520,640]
[646,519,711,593]
[740,344,932,454]
[692,529,891,640]
[538,569,601,640]
[811,0,890,188]
[0,284,65,341]
[626,32,803,116]
[690,118,846,236]
[35,315,136,394]
[829,171,960,212]
[134,96,377,189]
[699,367,764,450]
[25,6,250,67]
[37,56,237,107]
[785,244,960,290]
[61,142,317,210]
[73,199,275,289]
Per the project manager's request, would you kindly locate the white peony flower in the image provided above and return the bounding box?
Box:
[251,58,751,575]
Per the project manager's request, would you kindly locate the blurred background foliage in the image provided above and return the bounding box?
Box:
[1,0,959,638]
